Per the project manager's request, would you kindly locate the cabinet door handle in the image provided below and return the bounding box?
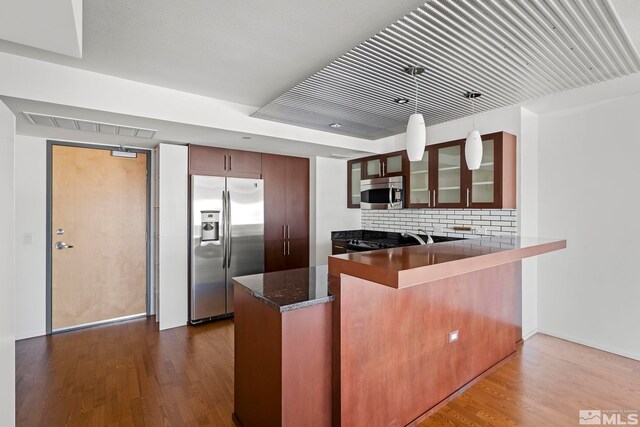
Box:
[229,155,232,171]
[283,241,286,256]
[428,190,431,207]
[286,224,290,239]
[382,162,386,177]
[283,225,286,240]
[466,188,470,207]
[433,190,437,207]
[224,155,227,171]
[287,240,290,255]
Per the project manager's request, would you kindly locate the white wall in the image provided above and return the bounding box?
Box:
[157,143,188,330]
[315,157,361,265]
[537,94,640,360]
[14,136,47,339]
[0,99,16,426]
[519,108,539,338]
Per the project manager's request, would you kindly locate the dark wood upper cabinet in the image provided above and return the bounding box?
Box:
[263,154,310,272]
[347,159,362,209]
[353,132,517,209]
[465,132,517,209]
[189,145,228,176]
[362,151,407,179]
[433,140,466,208]
[188,144,261,178]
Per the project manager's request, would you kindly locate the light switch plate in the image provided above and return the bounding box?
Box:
[449,330,459,343]
[23,233,33,245]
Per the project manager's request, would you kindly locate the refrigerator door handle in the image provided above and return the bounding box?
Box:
[227,190,232,268]
[222,191,227,267]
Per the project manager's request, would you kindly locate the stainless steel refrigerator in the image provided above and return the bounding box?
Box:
[190,175,264,323]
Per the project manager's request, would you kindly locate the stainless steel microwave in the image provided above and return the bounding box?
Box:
[360,176,404,210]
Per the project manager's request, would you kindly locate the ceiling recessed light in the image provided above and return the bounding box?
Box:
[394,97,410,104]
[242,136,252,139]
[330,123,342,128]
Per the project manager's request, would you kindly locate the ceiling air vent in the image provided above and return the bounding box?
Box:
[23,112,157,139]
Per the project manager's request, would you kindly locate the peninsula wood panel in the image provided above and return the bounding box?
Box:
[234,285,331,427]
[51,145,147,329]
[331,264,517,427]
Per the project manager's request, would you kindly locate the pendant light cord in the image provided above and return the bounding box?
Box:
[470,95,476,129]
[413,73,419,115]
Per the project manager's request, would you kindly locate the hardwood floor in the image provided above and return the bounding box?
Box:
[16,318,640,426]
[15,318,235,426]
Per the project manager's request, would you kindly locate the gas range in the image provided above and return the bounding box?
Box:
[346,239,394,252]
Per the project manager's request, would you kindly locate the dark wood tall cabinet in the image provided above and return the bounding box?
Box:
[262,154,310,272]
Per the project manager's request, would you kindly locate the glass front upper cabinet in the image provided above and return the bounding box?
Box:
[408,152,430,207]
[436,143,463,207]
[348,160,362,208]
[364,158,381,179]
[471,138,495,204]
[384,154,403,176]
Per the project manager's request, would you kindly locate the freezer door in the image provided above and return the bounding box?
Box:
[227,178,265,312]
[191,175,227,321]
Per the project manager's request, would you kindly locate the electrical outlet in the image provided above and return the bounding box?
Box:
[434,224,444,233]
[449,330,459,343]
[476,227,486,235]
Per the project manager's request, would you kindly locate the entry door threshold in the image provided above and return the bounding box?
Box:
[52,313,147,334]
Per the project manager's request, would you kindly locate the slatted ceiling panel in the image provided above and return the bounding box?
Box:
[252,0,640,140]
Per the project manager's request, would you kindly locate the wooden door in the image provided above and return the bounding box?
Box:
[227,149,262,178]
[189,145,228,176]
[285,238,309,270]
[51,145,147,330]
[285,156,309,240]
[262,154,287,241]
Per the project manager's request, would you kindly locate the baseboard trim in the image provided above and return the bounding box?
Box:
[15,330,47,341]
[537,329,640,361]
[522,328,538,341]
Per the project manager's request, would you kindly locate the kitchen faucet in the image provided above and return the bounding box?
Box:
[402,231,431,245]
[417,228,435,244]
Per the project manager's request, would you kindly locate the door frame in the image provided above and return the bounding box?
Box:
[46,140,152,334]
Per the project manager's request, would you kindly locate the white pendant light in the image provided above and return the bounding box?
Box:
[464,91,483,170]
[405,67,426,162]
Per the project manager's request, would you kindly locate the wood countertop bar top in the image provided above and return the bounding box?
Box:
[328,236,566,289]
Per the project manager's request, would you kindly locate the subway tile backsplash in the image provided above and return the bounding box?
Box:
[361,209,517,239]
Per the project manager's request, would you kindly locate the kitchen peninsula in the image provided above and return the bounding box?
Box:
[232,236,566,427]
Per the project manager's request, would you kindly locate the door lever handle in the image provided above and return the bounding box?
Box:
[55,241,74,250]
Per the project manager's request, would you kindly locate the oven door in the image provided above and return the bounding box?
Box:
[360,177,404,210]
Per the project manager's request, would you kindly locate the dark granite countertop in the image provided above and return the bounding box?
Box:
[232,265,333,312]
[331,229,460,246]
